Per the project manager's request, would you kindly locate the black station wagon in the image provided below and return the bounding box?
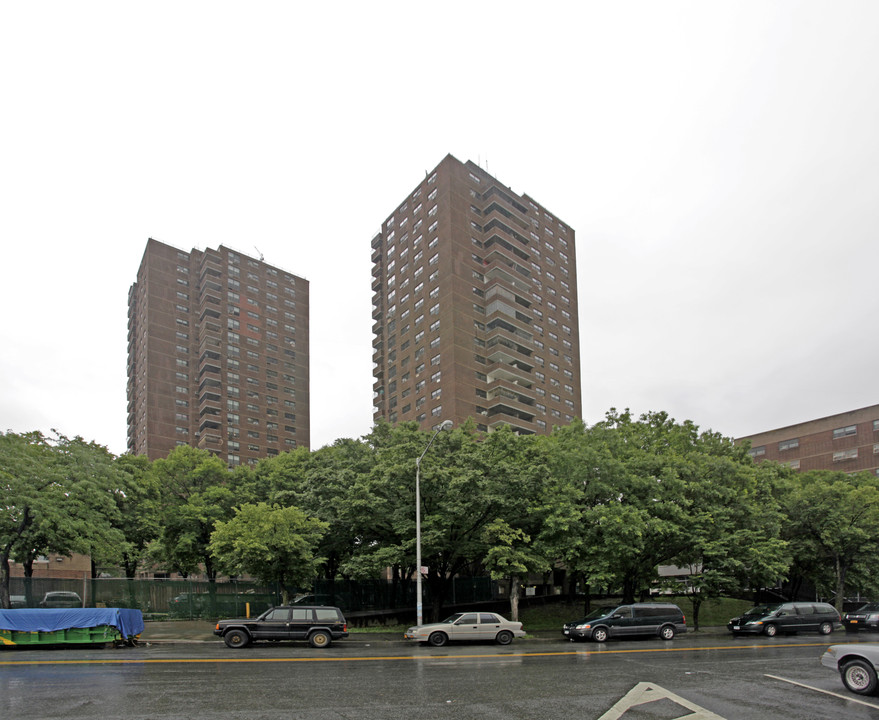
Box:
[214,605,348,648]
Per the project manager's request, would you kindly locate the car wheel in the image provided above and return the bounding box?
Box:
[309,630,332,648]
[842,660,879,695]
[819,622,833,635]
[223,630,250,649]
[428,631,448,647]
[592,627,608,643]
[495,630,513,645]
[763,623,777,637]
[659,625,676,640]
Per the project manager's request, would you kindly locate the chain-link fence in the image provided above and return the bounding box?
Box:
[8,577,279,619]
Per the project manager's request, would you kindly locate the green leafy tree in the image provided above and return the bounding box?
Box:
[256,438,374,582]
[209,502,327,603]
[111,454,162,579]
[479,428,558,621]
[671,450,790,629]
[326,421,509,621]
[783,470,879,613]
[0,431,124,608]
[150,446,236,581]
[544,411,788,620]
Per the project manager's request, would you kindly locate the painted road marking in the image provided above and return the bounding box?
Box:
[598,682,725,720]
[0,641,835,667]
[766,674,879,710]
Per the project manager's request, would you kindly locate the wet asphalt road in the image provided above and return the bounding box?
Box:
[3,633,879,719]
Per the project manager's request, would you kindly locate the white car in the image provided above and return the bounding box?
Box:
[821,643,879,695]
[404,611,525,647]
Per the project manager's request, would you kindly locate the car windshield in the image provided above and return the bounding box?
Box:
[440,613,465,624]
[855,603,879,612]
[578,606,617,621]
[743,604,781,616]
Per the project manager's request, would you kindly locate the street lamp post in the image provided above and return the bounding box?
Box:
[415,419,452,627]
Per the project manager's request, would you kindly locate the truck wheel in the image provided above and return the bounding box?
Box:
[224,630,250,648]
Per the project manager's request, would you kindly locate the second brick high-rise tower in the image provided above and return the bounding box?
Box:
[371,155,581,434]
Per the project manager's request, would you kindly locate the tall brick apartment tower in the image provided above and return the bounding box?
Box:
[371,155,581,433]
[128,238,309,464]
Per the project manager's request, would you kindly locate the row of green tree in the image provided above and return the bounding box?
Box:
[3,412,879,626]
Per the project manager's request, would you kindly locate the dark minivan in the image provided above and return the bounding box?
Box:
[728,602,839,637]
[563,602,687,643]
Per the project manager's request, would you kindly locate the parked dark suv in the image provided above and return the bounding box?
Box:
[563,602,687,643]
[728,602,839,637]
[214,605,348,648]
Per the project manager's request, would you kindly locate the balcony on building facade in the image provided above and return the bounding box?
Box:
[483,217,530,248]
[199,306,221,324]
[482,249,531,281]
[485,304,533,338]
[483,232,530,264]
[486,409,536,435]
[198,414,221,434]
[197,431,223,451]
[487,377,536,405]
[485,333,532,360]
[485,359,533,388]
[480,201,531,234]
[483,264,531,294]
[479,185,531,217]
[485,282,531,310]
[198,258,222,284]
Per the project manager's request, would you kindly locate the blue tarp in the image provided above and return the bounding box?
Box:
[0,608,145,638]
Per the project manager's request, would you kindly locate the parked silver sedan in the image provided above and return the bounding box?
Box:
[404,611,525,647]
[821,643,879,695]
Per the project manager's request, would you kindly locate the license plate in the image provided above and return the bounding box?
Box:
[733,626,740,630]
[563,630,569,635]
[851,620,859,624]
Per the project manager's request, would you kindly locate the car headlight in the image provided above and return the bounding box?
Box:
[746,621,763,625]
[575,624,591,630]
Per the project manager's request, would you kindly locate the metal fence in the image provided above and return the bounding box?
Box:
[7,576,498,620]
[8,577,279,619]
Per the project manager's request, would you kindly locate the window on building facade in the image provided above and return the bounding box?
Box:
[833,448,858,462]
[833,425,857,439]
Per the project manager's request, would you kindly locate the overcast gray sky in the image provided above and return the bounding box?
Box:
[2,1,877,454]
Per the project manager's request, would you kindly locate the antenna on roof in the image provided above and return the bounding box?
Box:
[254,246,264,261]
